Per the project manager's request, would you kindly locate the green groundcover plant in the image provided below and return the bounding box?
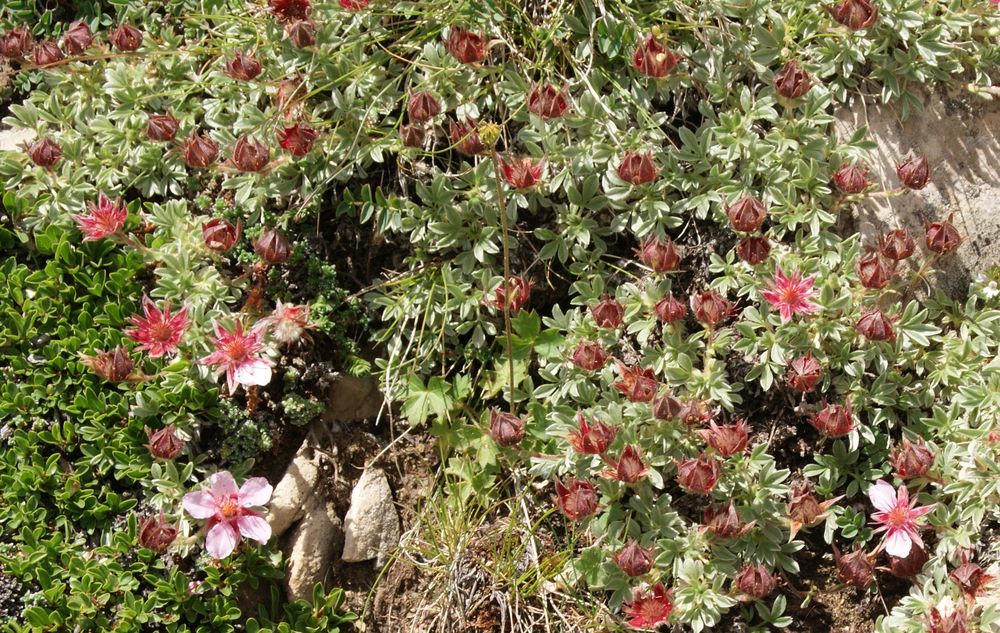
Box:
[0,0,998,630]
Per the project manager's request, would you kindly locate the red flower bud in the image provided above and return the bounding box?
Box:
[829,0,879,30]
[856,308,895,342]
[890,437,934,480]
[501,157,545,189]
[275,76,306,114]
[857,252,895,289]
[704,501,745,538]
[225,51,262,81]
[699,419,749,457]
[448,118,486,155]
[889,543,929,578]
[690,290,731,326]
[786,481,843,540]
[489,409,525,446]
[340,0,370,9]
[567,413,617,455]
[286,20,316,48]
[138,513,178,553]
[676,454,720,494]
[612,362,658,403]
[591,295,624,329]
[400,124,426,148]
[833,163,871,195]
[407,91,441,123]
[146,425,184,460]
[82,347,135,382]
[32,40,63,67]
[278,123,319,156]
[603,444,648,484]
[254,227,290,264]
[774,60,811,100]
[110,24,143,52]
[491,275,532,314]
[653,391,684,421]
[0,27,34,59]
[554,478,598,521]
[202,218,242,252]
[654,294,687,324]
[61,21,93,55]
[725,195,767,232]
[897,155,930,190]
[787,354,823,392]
[183,133,219,168]
[26,137,62,168]
[528,83,569,119]
[924,217,961,255]
[570,341,609,372]
[878,229,916,260]
[232,135,269,173]
[833,544,875,588]
[146,113,179,142]
[735,235,771,265]
[927,606,970,633]
[950,562,993,601]
[631,34,680,78]
[613,540,655,577]
[445,27,486,64]
[736,564,777,598]
[636,235,681,273]
[270,0,311,22]
[811,401,854,437]
[616,151,659,185]
[679,399,713,426]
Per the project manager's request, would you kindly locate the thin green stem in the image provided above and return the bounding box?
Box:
[490,149,516,415]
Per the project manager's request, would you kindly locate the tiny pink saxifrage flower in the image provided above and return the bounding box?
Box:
[72,193,128,241]
[125,295,190,358]
[868,479,935,558]
[182,471,272,559]
[760,266,820,323]
[200,320,273,394]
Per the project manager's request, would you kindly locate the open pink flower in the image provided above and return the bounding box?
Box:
[200,320,273,394]
[125,295,190,357]
[72,193,127,241]
[182,471,272,559]
[623,583,674,629]
[868,480,935,558]
[761,266,820,323]
[259,301,314,345]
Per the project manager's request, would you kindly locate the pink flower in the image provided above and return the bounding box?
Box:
[125,295,190,358]
[868,480,936,558]
[760,266,820,323]
[182,471,272,559]
[622,583,674,629]
[259,301,314,345]
[72,193,127,241]
[200,320,273,394]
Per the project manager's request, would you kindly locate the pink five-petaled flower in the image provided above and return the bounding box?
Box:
[72,193,128,241]
[501,157,545,189]
[868,480,936,558]
[182,471,272,559]
[623,583,674,629]
[201,320,273,394]
[761,266,820,324]
[260,301,314,345]
[125,295,190,358]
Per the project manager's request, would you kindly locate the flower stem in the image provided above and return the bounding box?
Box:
[490,149,516,415]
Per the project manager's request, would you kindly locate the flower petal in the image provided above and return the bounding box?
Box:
[182,491,217,519]
[239,477,273,507]
[233,359,272,387]
[883,529,912,558]
[209,471,239,498]
[868,480,897,513]
[206,521,239,559]
[236,514,272,544]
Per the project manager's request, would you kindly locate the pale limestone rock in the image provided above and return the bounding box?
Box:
[341,468,400,566]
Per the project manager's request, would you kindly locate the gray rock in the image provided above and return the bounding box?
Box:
[323,374,385,423]
[267,438,321,538]
[341,468,400,566]
[0,127,35,152]
[833,84,1000,295]
[284,496,342,602]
